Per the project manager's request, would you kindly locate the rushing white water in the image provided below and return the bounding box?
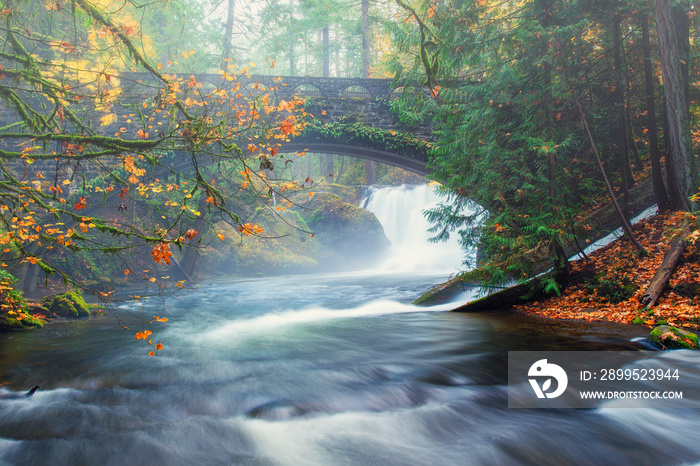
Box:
[205,298,455,343]
[2,187,699,465]
[362,184,469,274]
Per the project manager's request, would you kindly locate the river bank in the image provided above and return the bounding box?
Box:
[514,211,700,330]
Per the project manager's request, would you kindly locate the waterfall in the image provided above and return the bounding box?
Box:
[362,184,470,275]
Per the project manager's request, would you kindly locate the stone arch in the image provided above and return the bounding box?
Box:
[291,84,324,98]
[389,87,405,99]
[341,85,373,98]
[243,82,272,97]
[279,142,429,176]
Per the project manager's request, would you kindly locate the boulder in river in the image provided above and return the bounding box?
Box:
[648,325,699,350]
[41,289,91,318]
[304,193,390,267]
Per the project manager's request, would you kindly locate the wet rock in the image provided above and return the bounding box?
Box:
[648,325,699,350]
[26,301,51,317]
[0,313,45,331]
[41,290,91,318]
[247,400,311,420]
[304,193,390,266]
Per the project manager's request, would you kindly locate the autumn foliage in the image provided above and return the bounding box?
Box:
[516,212,700,329]
[0,0,318,353]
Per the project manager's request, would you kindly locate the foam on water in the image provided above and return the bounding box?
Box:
[204,299,456,341]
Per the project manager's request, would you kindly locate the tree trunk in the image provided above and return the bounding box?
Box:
[290,42,296,75]
[361,0,370,78]
[613,17,634,192]
[325,154,334,178]
[221,0,236,70]
[335,38,340,78]
[640,223,692,309]
[576,99,648,255]
[289,0,296,75]
[654,0,697,211]
[322,27,330,78]
[19,263,39,293]
[365,160,376,185]
[337,156,346,182]
[673,1,691,121]
[641,13,670,212]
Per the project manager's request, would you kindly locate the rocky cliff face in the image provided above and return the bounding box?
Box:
[304,193,391,269]
[196,191,390,277]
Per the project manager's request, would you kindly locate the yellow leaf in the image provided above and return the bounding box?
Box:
[217,233,225,241]
[100,113,118,126]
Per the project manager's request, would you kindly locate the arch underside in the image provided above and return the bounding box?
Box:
[280,142,430,176]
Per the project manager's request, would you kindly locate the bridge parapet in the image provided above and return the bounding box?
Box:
[120,73,395,101]
[117,72,431,140]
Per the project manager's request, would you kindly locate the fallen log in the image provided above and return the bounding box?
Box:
[640,223,693,309]
[414,275,466,305]
[451,269,568,312]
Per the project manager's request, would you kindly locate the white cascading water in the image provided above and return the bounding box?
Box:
[362,184,470,275]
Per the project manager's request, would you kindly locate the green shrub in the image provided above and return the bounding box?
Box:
[588,270,638,304]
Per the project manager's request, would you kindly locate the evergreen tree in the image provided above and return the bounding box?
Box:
[386,0,695,288]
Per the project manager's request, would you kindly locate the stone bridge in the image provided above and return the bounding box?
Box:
[0,74,433,175]
[120,73,433,175]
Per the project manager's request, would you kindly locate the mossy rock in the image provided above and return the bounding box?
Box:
[304,193,390,256]
[41,290,90,318]
[649,325,699,350]
[0,313,46,331]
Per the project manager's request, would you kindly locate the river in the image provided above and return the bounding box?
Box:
[0,185,699,465]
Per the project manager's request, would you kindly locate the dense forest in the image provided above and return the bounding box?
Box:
[0,0,699,332]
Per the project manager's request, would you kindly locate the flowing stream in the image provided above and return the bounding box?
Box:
[0,185,699,465]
